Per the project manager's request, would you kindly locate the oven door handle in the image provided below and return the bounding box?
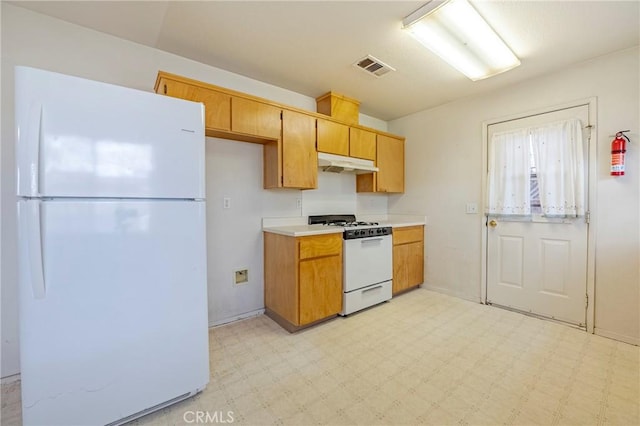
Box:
[360,237,384,243]
[363,285,383,293]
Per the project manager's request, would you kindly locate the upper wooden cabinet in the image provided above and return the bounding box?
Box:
[376,134,405,193]
[155,72,280,143]
[357,134,405,193]
[154,71,406,193]
[317,119,349,156]
[282,110,317,189]
[231,97,281,140]
[157,75,231,132]
[316,91,360,125]
[349,127,376,161]
[264,110,317,190]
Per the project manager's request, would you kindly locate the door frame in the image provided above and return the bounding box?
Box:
[480,97,597,333]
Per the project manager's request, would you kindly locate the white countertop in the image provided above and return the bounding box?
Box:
[262,214,426,237]
[261,224,344,237]
[377,220,426,228]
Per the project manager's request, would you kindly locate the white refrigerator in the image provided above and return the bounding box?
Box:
[15,66,210,425]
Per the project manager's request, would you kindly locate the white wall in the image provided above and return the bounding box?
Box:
[0,4,387,378]
[388,47,640,344]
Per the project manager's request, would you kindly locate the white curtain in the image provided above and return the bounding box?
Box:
[530,119,585,217]
[487,128,531,216]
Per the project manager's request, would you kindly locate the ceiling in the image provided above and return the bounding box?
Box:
[9,1,640,121]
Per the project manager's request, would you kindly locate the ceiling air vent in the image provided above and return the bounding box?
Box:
[353,55,396,78]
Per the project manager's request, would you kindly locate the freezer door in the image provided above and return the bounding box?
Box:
[15,66,205,199]
[18,199,209,426]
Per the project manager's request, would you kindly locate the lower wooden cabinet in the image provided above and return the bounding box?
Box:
[264,232,342,331]
[392,225,424,295]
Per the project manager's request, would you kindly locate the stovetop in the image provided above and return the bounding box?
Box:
[308,214,377,227]
[330,220,380,228]
[308,214,392,239]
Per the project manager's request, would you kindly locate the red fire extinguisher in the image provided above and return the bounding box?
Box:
[611,130,630,176]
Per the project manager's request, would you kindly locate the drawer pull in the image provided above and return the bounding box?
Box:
[363,285,383,293]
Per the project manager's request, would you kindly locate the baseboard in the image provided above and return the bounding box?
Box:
[594,327,640,346]
[421,284,482,304]
[1,373,20,385]
[209,308,265,328]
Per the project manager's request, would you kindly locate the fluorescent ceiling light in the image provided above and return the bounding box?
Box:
[402,0,520,81]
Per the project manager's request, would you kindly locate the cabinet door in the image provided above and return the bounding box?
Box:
[317,119,349,156]
[393,243,410,294]
[231,97,281,140]
[349,128,376,160]
[393,226,424,295]
[282,110,317,189]
[158,78,230,131]
[299,255,342,325]
[264,232,298,325]
[377,134,405,193]
[407,241,424,289]
[392,242,424,294]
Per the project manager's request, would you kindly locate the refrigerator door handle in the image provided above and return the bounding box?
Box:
[23,103,43,196]
[20,200,46,299]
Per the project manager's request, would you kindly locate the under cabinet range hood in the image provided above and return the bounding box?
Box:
[317,152,378,174]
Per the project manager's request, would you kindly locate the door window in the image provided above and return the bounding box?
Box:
[487,118,585,220]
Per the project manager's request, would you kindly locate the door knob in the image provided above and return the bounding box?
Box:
[489,220,498,228]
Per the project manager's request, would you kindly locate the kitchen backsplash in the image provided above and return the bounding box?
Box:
[302,172,388,216]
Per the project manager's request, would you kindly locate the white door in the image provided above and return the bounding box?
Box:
[486,105,590,326]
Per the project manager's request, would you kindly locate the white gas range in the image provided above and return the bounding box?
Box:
[308,214,393,315]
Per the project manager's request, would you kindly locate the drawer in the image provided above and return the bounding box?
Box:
[341,280,392,316]
[299,234,342,260]
[393,225,424,245]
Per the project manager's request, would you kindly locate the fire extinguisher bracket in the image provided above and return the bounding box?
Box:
[611,130,631,176]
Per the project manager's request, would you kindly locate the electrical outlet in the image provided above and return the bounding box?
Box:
[223,197,231,209]
[296,198,302,209]
[234,269,248,284]
[466,203,478,214]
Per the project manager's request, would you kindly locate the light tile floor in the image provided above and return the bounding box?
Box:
[2,289,639,425]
